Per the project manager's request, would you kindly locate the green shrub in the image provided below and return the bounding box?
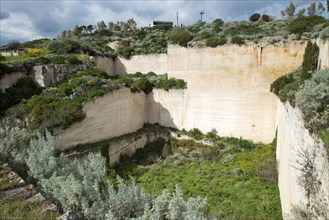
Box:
[169,28,193,47]
[117,44,134,59]
[6,41,21,50]
[131,78,153,94]
[156,75,187,91]
[66,55,82,64]
[80,69,109,79]
[288,16,326,34]
[270,72,295,96]
[0,78,41,117]
[249,13,261,22]
[231,36,245,45]
[50,55,66,64]
[212,19,224,33]
[262,14,271,22]
[295,70,329,137]
[301,41,319,81]
[194,31,214,41]
[320,26,329,40]
[206,37,227,47]
[47,40,81,54]
[225,23,262,36]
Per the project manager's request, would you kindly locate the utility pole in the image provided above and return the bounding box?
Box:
[176,12,179,26]
[200,11,204,22]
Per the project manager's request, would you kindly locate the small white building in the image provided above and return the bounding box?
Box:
[1,51,19,57]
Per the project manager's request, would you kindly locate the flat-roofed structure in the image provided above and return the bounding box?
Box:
[150,20,173,28]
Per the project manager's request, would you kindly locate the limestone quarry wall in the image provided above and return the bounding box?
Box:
[57,88,147,150]
[116,42,307,143]
[317,38,329,70]
[31,64,86,87]
[0,72,27,92]
[276,102,329,219]
[95,56,114,75]
[147,88,278,143]
[108,131,170,166]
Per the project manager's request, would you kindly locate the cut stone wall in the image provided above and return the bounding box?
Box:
[0,72,27,92]
[56,88,147,150]
[276,102,329,219]
[95,56,114,75]
[31,64,86,87]
[115,42,307,143]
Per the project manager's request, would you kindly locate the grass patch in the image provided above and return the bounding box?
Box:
[0,164,59,219]
[0,196,58,220]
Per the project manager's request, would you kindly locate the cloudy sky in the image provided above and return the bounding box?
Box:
[0,0,327,46]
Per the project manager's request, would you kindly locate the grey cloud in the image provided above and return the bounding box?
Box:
[0,11,10,20]
[2,0,326,45]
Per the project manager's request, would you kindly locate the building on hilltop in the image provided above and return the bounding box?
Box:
[150,20,173,29]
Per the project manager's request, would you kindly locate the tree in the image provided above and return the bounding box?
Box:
[301,41,319,81]
[317,2,325,15]
[261,14,271,22]
[281,1,296,18]
[249,13,261,22]
[72,25,81,36]
[307,2,316,16]
[86,25,93,34]
[127,18,137,32]
[327,0,329,19]
[61,30,67,38]
[97,21,107,31]
[108,22,115,32]
[296,9,306,18]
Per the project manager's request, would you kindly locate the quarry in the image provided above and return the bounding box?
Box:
[0,8,329,219]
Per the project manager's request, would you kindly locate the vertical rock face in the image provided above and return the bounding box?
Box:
[316,38,329,70]
[31,64,86,87]
[148,88,278,143]
[276,102,329,219]
[0,72,27,92]
[116,42,307,143]
[94,56,114,75]
[57,88,147,150]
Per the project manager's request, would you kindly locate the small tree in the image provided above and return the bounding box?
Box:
[307,3,316,16]
[301,41,319,81]
[249,13,261,22]
[60,30,67,38]
[261,14,271,22]
[281,1,296,18]
[296,9,306,18]
[317,2,325,15]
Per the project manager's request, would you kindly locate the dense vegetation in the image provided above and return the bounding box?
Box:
[270,41,329,148]
[0,129,208,219]
[110,128,281,219]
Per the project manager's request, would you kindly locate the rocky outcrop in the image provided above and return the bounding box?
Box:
[276,102,329,219]
[31,64,86,87]
[0,72,27,92]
